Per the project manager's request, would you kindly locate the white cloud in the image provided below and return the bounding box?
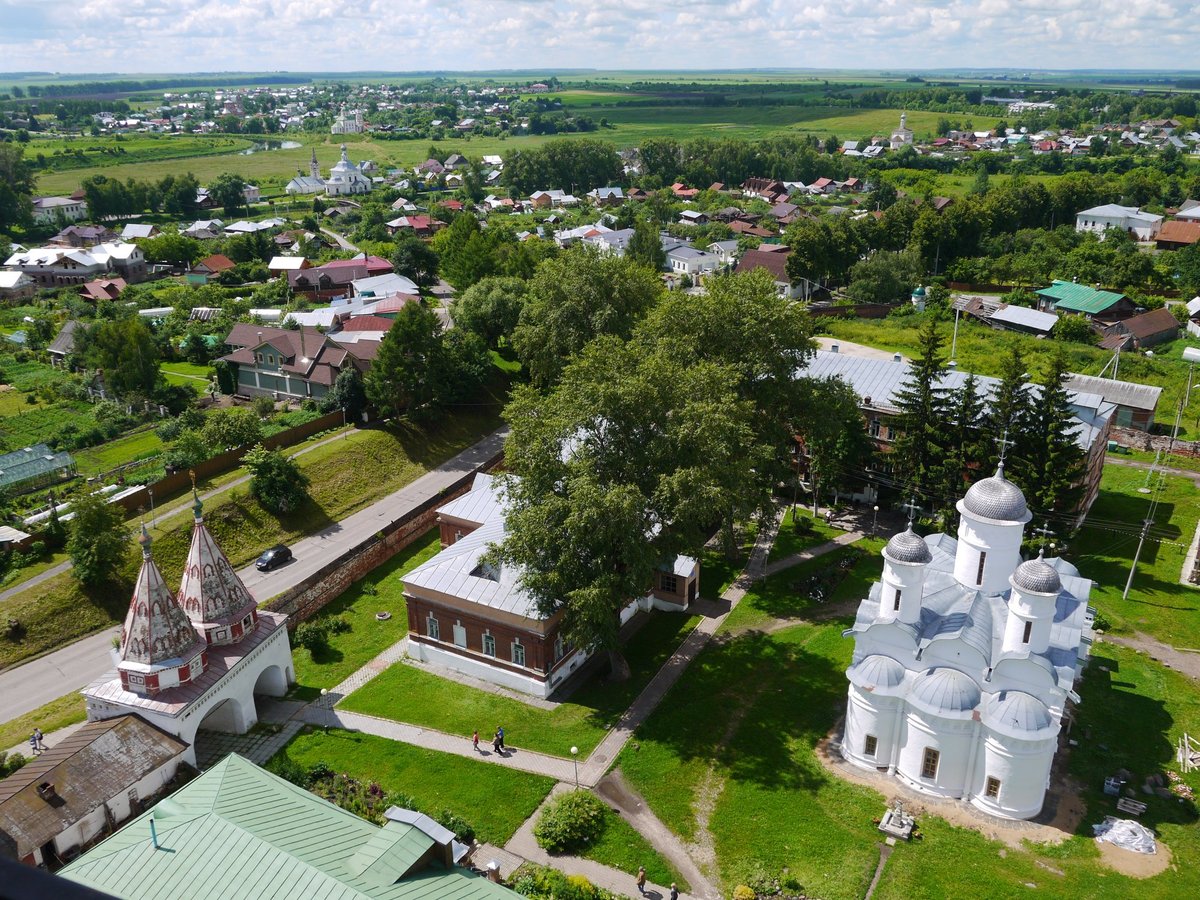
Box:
[0,0,1198,71]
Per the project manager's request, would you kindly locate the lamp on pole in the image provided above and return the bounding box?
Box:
[570,746,579,789]
[147,486,155,525]
[872,505,879,536]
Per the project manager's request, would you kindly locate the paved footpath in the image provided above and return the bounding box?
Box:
[0,427,507,725]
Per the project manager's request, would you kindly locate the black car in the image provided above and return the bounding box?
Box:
[255,544,292,571]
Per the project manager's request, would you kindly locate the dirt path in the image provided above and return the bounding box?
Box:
[596,771,720,900]
[1102,633,1200,681]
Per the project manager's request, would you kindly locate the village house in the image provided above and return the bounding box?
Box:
[48,225,116,249]
[189,254,236,283]
[30,196,88,225]
[0,270,36,301]
[119,223,159,241]
[1075,204,1163,241]
[1155,220,1200,250]
[587,186,625,207]
[1035,280,1137,321]
[220,322,378,400]
[735,247,807,299]
[267,255,310,277]
[667,246,720,278]
[1063,373,1161,431]
[405,473,699,698]
[4,247,108,287]
[385,214,441,238]
[1100,306,1180,350]
[677,209,709,227]
[78,277,127,302]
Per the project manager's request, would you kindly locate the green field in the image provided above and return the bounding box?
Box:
[72,427,162,476]
[26,134,254,172]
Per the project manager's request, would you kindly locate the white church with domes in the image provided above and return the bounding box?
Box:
[841,464,1095,820]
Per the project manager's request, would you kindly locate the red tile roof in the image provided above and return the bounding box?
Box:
[1157,220,1200,246]
[736,248,792,282]
[197,253,236,273]
[340,315,395,332]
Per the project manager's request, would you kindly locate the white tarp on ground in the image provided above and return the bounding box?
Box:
[1093,817,1158,854]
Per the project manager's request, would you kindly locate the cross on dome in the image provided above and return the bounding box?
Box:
[995,428,1016,475]
[902,497,921,528]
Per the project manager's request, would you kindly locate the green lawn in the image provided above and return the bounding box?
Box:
[340,612,701,758]
[766,507,847,563]
[1071,465,1200,648]
[289,529,441,700]
[617,617,1200,900]
[580,805,688,891]
[271,728,554,846]
[0,692,87,755]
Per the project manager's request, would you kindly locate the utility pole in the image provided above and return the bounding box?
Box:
[1122,517,1153,601]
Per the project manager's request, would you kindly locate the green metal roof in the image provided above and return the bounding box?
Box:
[1035,280,1127,314]
[60,754,519,900]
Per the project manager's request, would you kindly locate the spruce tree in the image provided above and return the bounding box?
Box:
[985,348,1036,478]
[937,372,987,521]
[891,317,951,497]
[1024,351,1085,516]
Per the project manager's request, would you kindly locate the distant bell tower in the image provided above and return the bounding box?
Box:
[310,148,320,179]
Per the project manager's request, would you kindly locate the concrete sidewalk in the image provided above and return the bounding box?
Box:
[761,530,864,577]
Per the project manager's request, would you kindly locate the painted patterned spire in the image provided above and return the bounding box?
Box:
[120,525,206,667]
[177,490,258,645]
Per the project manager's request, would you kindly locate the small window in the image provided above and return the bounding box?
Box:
[554,634,565,662]
[426,615,440,641]
[864,734,878,757]
[660,573,678,594]
[454,530,464,542]
[976,551,987,586]
[255,352,263,363]
[482,633,496,657]
[512,640,526,667]
[1022,620,1033,644]
[921,747,940,780]
[453,622,467,648]
[893,588,902,611]
[242,614,253,629]
[127,673,145,685]
[214,629,228,642]
[985,776,1001,799]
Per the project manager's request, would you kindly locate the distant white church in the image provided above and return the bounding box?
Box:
[286,145,372,197]
[331,105,365,135]
[841,463,1095,820]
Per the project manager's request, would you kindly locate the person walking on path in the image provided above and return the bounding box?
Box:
[472,729,480,753]
[669,883,678,900]
[29,734,40,756]
[497,726,505,752]
[33,728,45,752]
[492,730,503,754]
[636,866,647,895]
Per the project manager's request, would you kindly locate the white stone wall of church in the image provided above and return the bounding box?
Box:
[953,514,1023,595]
[842,685,901,770]
[880,558,926,626]
[896,711,975,798]
[970,731,1056,819]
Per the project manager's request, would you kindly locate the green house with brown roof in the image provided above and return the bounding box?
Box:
[60,754,519,900]
[1035,280,1137,321]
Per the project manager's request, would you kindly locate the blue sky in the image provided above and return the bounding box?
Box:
[0,0,1197,73]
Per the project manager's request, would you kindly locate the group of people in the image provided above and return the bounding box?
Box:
[28,727,46,755]
[471,727,507,755]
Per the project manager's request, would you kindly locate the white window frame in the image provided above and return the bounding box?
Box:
[483,633,496,657]
[511,640,526,667]
[426,615,440,641]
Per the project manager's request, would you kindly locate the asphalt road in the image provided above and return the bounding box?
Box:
[0,427,507,725]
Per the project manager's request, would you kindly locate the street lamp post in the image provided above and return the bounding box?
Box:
[147,486,155,524]
[872,505,879,536]
[570,746,579,789]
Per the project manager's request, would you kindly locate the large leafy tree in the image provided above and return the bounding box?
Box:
[243,445,309,514]
[633,268,815,550]
[208,173,248,218]
[796,376,874,513]
[365,302,444,419]
[497,337,760,680]
[452,276,528,349]
[0,143,35,230]
[626,219,665,271]
[891,317,951,496]
[67,491,127,586]
[392,232,440,288]
[322,366,368,422]
[79,316,161,398]
[201,407,262,452]
[512,247,663,390]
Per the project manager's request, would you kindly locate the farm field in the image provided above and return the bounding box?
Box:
[72,427,162,476]
[25,134,255,172]
[32,105,995,195]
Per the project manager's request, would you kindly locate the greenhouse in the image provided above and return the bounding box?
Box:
[0,443,77,495]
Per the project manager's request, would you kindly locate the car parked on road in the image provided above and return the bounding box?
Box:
[255,544,293,571]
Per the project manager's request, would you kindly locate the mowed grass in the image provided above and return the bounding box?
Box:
[271,728,554,846]
[618,616,1200,900]
[766,507,847,563]
[289,529,441,700]
[340,612,701,758]
[582,803,688,890]
[0,692,87,755]
[1071,465,1200,648]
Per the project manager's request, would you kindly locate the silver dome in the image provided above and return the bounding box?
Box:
[1012,557,1062,595]
[984,690,1052,734]
[848,654,906,690]
[962,468,1029,522]
[908,667,980,715]
[884,528,932,564]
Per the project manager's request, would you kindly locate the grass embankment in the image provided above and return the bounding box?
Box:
[271,728,554,846]
[823,316,1200,438]
[289,529,441,700]
[1071,465,1200,648]
[341,612,700,758]
[0,375,507,670]
[0,693,88,754]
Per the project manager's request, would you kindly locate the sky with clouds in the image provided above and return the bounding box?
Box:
[0,0,1197,74]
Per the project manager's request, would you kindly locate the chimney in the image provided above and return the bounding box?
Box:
[893,352,902,363]
[36,782,56,801]
[830,343,839,353]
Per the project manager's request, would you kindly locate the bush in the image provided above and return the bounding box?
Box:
[533,790,607,854]
[294,619,331,653]
[435,810,476,846]
[0,751,28,778]
[511,865,607,900]
[732,887,757,900]
[252,395,276,419]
